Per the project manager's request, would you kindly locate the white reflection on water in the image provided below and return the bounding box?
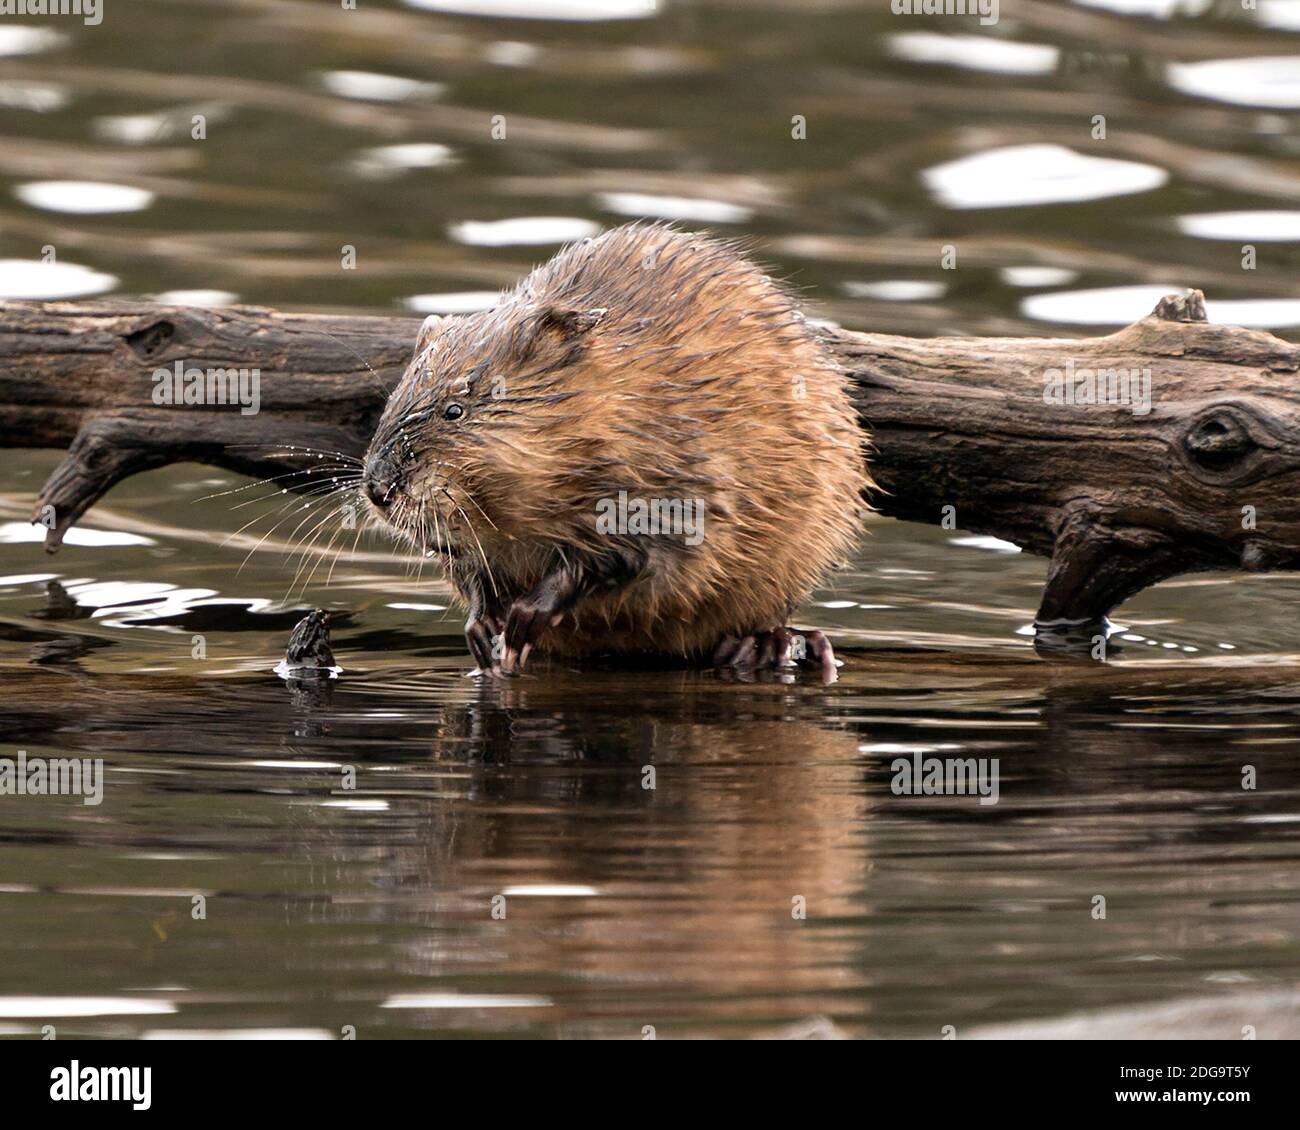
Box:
[1023,285,1300,328]
[14,180,155,214]
[484,40,542,67]
[1022,284,1178,324]
[143,1028,334,1039]
[887,32,1059,75]
[1259,0,1300,30]
[949,535,1022,553]
[596,192,752,223]
[1177,210,1300,241]
[0,259,117,299]
[0,80,68,113]
[1073,0,1211,13]
[403,0,657,19]
[351,142,458,179]
[923,144,1167,209]
[1208,299,1300,328]
[404,290,500,314]
[449,216,601,246]
[0,997,176,1017]
[501,884,599,896]
[0,27,65,55]
[843,279,945,301]
[94,111,176,144]
[319,70,444,102]
[68,582,222,622]
[0,523,148,547]
[1169,56,1300,108]
[93,107,232,145]
[151,289,240,306]
[381,992,552,1008]
[1000,266,1078,288]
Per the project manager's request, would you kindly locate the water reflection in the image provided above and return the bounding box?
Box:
[0,27,65,57]
[448,216,602,246]
[887,32,1060,76]
[0,652,1298,1036]
[1177,210,1300,241]
[0,258,117,299]
[403,0,660,19]
[923,144,1168,209]
[13,180,155,214]
[1168,56,1300,108]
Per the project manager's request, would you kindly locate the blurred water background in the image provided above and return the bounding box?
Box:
[2,0,1300,1039]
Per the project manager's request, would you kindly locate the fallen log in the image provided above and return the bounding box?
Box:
[1,292,1297,643]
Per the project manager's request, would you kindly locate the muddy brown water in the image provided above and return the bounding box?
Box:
[2,1,1300,1039]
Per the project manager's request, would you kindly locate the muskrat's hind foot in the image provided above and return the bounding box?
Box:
[712,627,839,684]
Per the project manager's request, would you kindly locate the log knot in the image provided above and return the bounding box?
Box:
[125,319,177,360]
[1184,410,1257,472]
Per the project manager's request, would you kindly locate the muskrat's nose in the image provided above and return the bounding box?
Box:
[363,455,398,510]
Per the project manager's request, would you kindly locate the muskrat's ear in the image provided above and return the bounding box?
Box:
[517,307,607,364]
[541,307,607,338]
[415,314,445,354]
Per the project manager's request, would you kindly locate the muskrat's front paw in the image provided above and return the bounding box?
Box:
[498,600,565,674]
[712,627,839,684]
[464,614,504,673]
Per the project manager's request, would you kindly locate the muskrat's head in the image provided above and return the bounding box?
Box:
[361,294,608,558]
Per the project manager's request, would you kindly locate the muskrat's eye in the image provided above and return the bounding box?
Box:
[444,403,465,421]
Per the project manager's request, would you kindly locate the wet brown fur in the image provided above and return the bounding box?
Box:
[365,223,871,660]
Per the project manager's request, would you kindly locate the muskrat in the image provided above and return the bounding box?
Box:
[362,223,870,678]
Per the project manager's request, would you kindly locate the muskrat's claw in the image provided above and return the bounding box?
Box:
[712,627,839,684]
[496,569,578,674]
[499,600,561,674]
[465,614,502,673]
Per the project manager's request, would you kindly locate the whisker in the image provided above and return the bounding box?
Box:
[307,327,400,401]
[283,500,353,603]
[224,442,365,467]
[195,465,360,504]
[226,473,361,514]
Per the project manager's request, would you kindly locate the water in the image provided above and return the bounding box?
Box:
[2,0,1300,1039]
